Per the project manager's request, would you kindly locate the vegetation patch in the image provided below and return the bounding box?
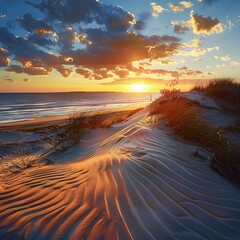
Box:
[191,78,240,116]
[149,94,240,185]
[48,108,144,152]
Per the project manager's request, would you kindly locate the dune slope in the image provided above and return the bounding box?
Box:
[0,110,240,240]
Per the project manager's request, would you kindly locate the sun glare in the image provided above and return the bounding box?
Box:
[131,83,146,92]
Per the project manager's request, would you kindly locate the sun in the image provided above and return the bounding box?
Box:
[130,83,146,92]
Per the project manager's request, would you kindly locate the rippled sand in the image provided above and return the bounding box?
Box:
[1,109,240,239]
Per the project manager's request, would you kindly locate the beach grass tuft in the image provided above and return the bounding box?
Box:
[54,107,144,152]
[191,78,240,115]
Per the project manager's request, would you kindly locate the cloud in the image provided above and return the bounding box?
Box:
[172,22,190,34]
[112,69,128,78]
[6,64,53,75]
[62,29,181,68]
[101,65,207,85]
[150,3,165,17]
[190,11,223,35]
[194,58,202,61]
[197,0,218,6]
[134,65,204,78]
[169,3,184,12]
[76,67,114,80]
[222,56,231,61]
[226,17,234,30]
[26,0,100,24]
[183,38,202,47]
[158,59,176,65]
[3,76,14,83]
[28,0,135,33]
[55,66,73,77]
[58,27,78,50]
[214,55,231,61]
[180,1,193,8]
[179,46,219,57]
[216,63,226,68]
[133,20,145,30]
[18,13,52,33]
[0,47,10,67]
[75,68,92,78]
[0,0,183,80]
[180,38,219,57]
[0,14,7,19]
[232,61,240,66]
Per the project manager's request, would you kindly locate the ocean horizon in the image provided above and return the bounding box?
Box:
[0,92,160,123]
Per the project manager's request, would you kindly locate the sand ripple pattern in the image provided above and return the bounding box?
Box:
[1,115,240,239]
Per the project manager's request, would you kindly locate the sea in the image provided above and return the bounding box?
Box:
[0,92,160,124]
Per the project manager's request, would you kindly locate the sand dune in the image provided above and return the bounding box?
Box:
[1,109,240,239]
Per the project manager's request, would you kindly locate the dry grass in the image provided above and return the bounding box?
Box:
[191,85,205,92]
[149,95,240,185]
[204,79,240,102]
[191,78,240,114]
[54,107,144,152]
[150,97,205,141]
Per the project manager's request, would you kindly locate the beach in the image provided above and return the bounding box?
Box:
[1,0,240,238]
[0,92,240,239]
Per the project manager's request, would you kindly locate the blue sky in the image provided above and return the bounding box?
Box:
[0,0,240,92]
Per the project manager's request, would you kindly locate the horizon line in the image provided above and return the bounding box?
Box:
[0,91,160,94]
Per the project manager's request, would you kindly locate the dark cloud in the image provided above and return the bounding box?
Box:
[26,0,99,24]
[0,27,73,77]
[28,33,55,47]
[76,68,114,80]
[18,13,52,33]
[190,13,223,35]
[6,64,52,75]
[172,23,190,34]
[0,27,50,59]
[134,21,145,31]
[61,30,180,68]
[95,4,134,33]
[58,27,78,50]
[3,76,14,82]
[179,66,188,70]
[113,69,129,78]
[75,68,92,78]
[0,0,183,80]
[200,0,218,6]
[27,0,134,33]
[0,47,10,67]
[55,66,73,77]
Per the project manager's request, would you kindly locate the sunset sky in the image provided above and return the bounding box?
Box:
[0,0,240,92]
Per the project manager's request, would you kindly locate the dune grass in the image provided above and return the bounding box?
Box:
[53,107,144,152]
[149,95,240,185]
[191,78,240,114]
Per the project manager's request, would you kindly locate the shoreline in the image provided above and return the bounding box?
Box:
[0,103,147,131]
